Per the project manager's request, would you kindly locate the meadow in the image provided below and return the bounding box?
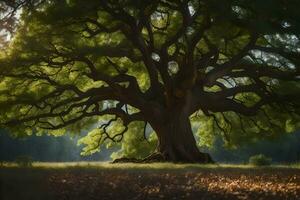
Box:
[1,162,300,200]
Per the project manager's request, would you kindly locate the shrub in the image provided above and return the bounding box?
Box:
[15,155,33,167]
[249,154,272,166]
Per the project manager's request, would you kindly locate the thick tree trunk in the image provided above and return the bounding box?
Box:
[113,92,214,164]
[152,110,214,163]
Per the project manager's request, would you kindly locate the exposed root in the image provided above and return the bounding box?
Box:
[141,152,166,162]
[112,157,141,163]
[112,152,165,164]
[112,152,214,164]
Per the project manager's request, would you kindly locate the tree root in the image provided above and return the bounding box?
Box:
[112,152,214,164]
[112,152,165,163]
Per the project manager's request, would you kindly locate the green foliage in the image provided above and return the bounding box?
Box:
[110,129,157,160]
[193,103,300,150]
[78,121,157,159]
[0,0,299,160]
[249,154,272,166]
[193,114,216,148]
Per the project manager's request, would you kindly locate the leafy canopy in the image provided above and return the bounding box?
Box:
[0,0,300,157]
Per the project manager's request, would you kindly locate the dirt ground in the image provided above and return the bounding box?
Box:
[1,165,300,200]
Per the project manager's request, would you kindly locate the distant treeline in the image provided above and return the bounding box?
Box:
[0,130,112,162]
[1,130,300,163]
[210,131,300,163]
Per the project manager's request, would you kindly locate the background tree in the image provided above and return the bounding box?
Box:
[0,0,300,163]
[0,129,104,162]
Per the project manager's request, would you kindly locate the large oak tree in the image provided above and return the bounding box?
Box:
[0,0,300,163]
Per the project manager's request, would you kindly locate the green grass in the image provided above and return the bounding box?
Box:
[1,161,300,170]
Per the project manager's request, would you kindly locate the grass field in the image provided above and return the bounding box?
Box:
[1,162,300,200]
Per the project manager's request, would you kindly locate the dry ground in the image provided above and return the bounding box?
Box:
[1,163,300,200]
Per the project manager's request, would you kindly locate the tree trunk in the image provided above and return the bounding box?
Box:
[152,110,214,163]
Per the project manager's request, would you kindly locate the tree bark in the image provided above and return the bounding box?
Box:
[152,110,214,163]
